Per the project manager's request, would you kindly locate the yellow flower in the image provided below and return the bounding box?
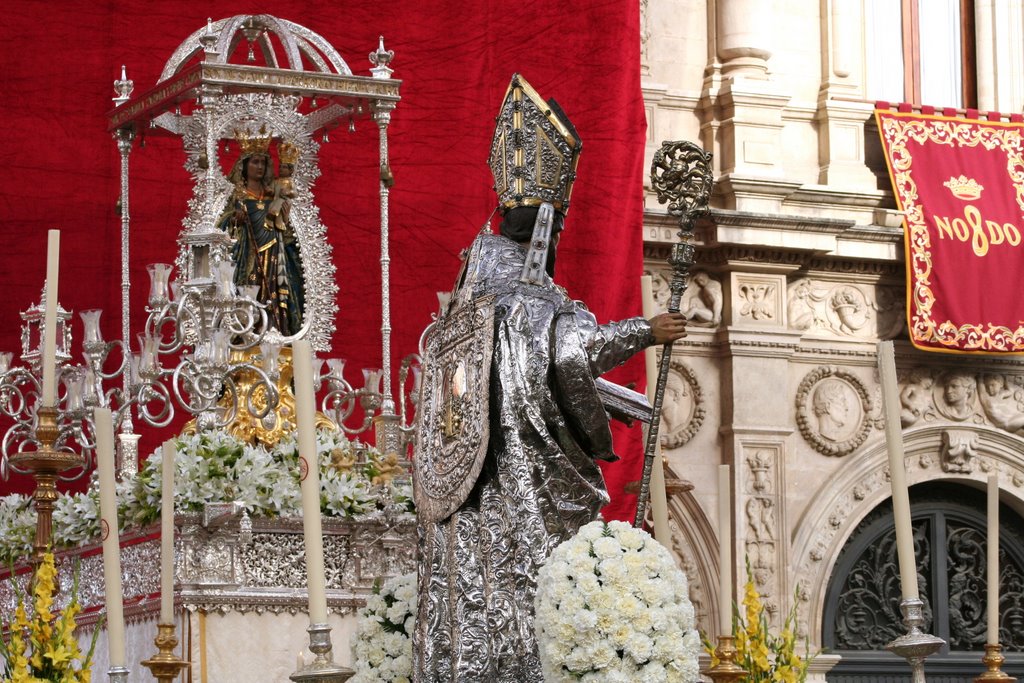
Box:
[743,577,762,633]
[752,639,771,672]
[3,554,95,683]
[45,641,74,667]
[717,559,819,683]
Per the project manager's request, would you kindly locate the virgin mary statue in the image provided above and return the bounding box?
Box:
[218,131,305,336]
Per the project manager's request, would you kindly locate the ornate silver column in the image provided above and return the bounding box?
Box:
[369,38,403,456]
[112,67,139,478]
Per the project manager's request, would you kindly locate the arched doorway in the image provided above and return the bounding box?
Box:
[823,482,1024,682]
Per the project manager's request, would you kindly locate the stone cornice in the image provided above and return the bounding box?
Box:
[644,207,906,272]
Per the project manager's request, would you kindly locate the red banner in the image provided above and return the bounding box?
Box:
[877,110,1024,353]
[0,2,648,519]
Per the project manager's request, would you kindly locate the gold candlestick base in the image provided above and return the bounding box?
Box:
[975,644,1017,682]
[141,622,190,682]
[9,406,85,564]
[701,635,748,683]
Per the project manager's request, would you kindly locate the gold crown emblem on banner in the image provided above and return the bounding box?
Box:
[235,124,272,157]
[943,175,984,201]
[488,74,582,214]
[278,141,300,165]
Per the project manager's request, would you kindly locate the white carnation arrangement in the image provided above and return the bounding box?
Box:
[0,429,414,562]
[0,493,35,563]
[350,571,417,683]
[535,520,701,683]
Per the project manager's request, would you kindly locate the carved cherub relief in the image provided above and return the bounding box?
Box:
[787,279,828,331]
[680,270,723,327]
[873,285,907,340]
[899,369,936,427]
[977,372,1024,434]
[647,269,671,311]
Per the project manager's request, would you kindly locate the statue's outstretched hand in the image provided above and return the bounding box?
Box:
[648,312,688,344]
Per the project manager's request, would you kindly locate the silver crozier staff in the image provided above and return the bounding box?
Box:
[633,140,714,528]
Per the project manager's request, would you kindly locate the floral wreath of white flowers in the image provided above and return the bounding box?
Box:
[350,571,417,683]
[0,429,414,564]
[534,520,701,683]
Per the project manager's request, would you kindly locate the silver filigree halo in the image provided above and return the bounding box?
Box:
[175,93,338,351]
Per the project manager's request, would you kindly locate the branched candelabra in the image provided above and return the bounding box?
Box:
[0,292,136,482]
[137,258,280,432]
[0,289,138,559]
[319,352,420,454]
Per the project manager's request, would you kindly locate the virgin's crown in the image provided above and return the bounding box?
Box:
[235,124,272,157]
[488,74,582,215]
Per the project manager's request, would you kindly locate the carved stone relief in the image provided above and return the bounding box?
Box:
[796,366,873,456]
[679,270,723,327]
[734,273,785,327]
[898,368,1024,435]
[941,430,978,474]
[787,278,904,339]
[873,285,907,339]
[640,0,651,71]
[976,372,1024,433]
[646,269,671,312]
[660,360,706,449]
[744,448,782,618]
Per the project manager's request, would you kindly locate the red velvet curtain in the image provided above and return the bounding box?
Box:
[0,1,647,521]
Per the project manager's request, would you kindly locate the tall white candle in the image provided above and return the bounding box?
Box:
[41,230,61,406]
[293,340,328,624]
[94,408,126,668]
[877,341,919,600]
[160,440,176,624]
[987,474,999,645]
[718,464,732,635]
[641,275,671,546]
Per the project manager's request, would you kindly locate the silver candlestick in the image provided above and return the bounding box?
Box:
[885,598,945,683]
[290,623,354,682]
[106,665,129,682]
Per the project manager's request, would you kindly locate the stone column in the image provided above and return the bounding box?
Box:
[705,0,792,211]
[975,0,996,111]
[815,0,878,189]
[716,0,772,78]
[975,0,1024,113]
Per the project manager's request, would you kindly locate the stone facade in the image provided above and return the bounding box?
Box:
[642,0,1024,675]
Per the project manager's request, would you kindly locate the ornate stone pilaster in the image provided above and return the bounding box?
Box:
[741,446,785,623]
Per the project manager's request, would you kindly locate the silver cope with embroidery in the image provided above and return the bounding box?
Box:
[413,232,654,682]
